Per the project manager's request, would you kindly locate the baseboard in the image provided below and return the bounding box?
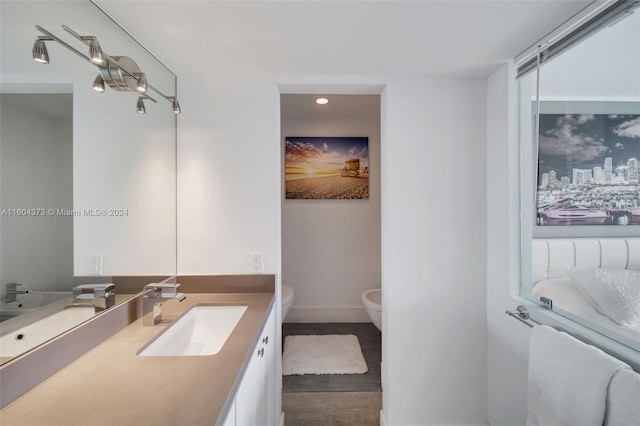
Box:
[380,415,486,426]
[285,305,370,323]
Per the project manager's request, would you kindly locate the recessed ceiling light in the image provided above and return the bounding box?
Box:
[315,97,328,105]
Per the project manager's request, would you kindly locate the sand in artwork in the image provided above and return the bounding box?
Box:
[286,174,369,199]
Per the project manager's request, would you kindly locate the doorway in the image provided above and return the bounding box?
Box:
[280,93,382,425]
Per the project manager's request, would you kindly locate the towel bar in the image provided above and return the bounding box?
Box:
[505,305,540,328]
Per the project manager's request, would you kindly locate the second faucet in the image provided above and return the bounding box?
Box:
[142,283,186,326]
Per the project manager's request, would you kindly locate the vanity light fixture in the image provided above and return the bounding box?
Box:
[169,96,181,114]
[137,95,157,114]
[31,38,50,64]
[92,74,105,93]
[136,96,146,114]
[315,97,329,105]
[32,24,181,114]
[85,36,104,65]
[135,72,147,93]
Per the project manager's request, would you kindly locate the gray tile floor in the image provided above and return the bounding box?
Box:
[282,323,382,393]
[282,392,381,426]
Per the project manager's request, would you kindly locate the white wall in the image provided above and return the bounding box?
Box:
[0,95,73,291]
[382,77,488,425]
[281,95,381,323]
[486,64,531,425]
[177,72,489,426]
[176,75,279,275]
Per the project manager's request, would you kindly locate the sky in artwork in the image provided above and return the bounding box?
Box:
[538,114,640,177]
[285,137,369,178]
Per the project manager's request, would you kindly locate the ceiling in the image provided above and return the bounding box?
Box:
[281,94,380,120]
[97,0,593,79]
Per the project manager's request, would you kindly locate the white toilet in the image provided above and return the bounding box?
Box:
[281,285,294,322]
[362,288,382,332]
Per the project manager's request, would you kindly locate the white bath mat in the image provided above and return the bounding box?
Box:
[282,334,368,375]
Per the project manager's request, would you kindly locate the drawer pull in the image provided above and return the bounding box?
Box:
[262,336,269,345]
[257,348,264,358]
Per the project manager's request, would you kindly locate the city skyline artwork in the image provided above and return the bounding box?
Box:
[538,114,640,180]
[536,113,640,226]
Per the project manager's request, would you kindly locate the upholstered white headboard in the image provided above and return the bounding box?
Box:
[532,238,640,285]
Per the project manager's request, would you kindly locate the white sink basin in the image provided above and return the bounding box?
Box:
[0,307,95,358]
[138,305,248,357]
[0,291,72,316]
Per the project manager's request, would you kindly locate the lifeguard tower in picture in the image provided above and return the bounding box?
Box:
[341,158,360,177]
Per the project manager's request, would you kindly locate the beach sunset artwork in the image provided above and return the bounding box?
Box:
[285,137,369,199]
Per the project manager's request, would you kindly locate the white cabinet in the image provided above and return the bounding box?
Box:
[222,304,276,426]
[254,307,275,424]
[234,357,256,426]
[222,400,236,426]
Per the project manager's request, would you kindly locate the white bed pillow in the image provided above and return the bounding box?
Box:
[565,268,640,328]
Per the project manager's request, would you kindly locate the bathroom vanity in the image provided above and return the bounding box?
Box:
[0,282,277,426]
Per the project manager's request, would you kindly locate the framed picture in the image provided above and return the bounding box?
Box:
[536,113,640,226]
[284,136,369,199]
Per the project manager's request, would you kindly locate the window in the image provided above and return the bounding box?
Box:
[518,1,640,351]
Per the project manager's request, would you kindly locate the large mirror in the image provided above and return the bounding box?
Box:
[0,0,177,364]
[519,5,640,350]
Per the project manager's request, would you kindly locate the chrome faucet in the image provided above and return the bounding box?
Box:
[142,283,186,326]
[5,283,28,303]
[65,283,116,313]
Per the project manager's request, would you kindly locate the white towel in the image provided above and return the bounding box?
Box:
[527,325,630,426]
[605,369,640,426]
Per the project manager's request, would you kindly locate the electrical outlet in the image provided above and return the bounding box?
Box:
[249,253,264,274]
[88,255,102,275]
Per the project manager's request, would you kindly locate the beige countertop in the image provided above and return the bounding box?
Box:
[0,292,274,426]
